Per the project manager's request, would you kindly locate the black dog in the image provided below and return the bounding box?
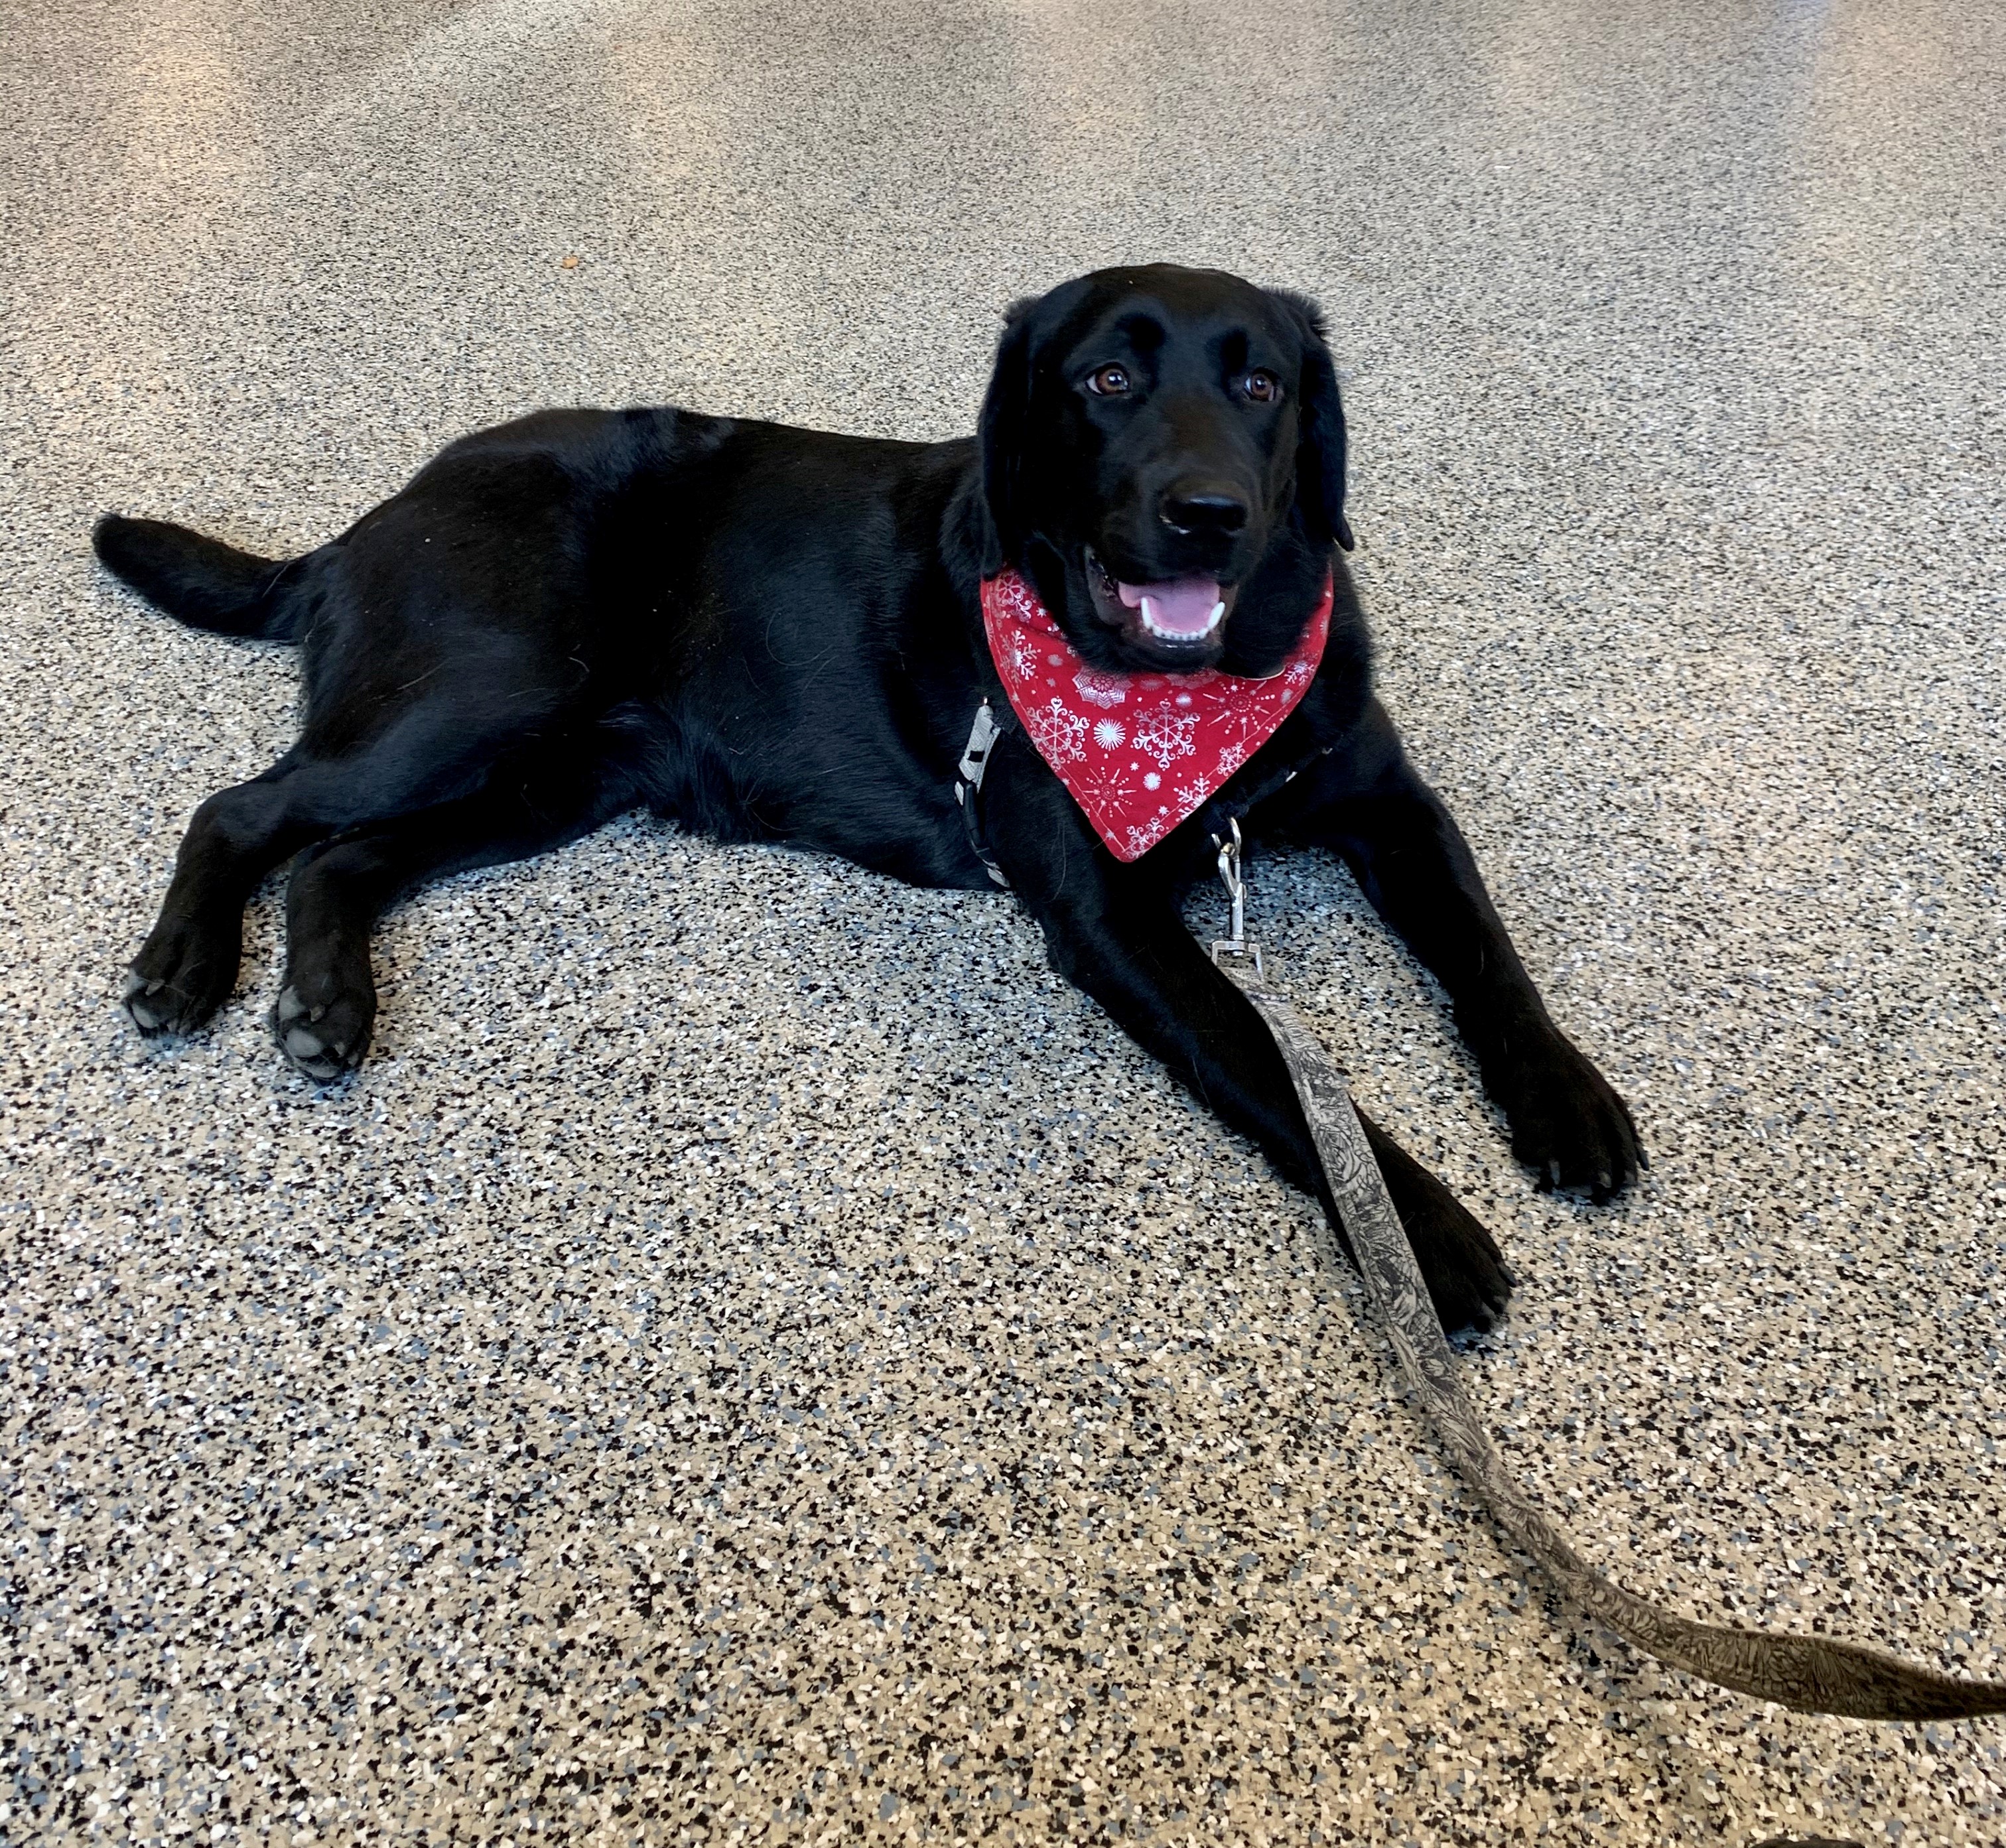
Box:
[95,263,1641,1333]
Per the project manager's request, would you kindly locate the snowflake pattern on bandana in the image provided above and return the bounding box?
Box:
[1130,704,1199,770]
[1024,695,1089,765]
[980,566,1332,862]
[1072,754,1147,812]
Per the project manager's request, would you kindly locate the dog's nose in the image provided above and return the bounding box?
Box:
[1159,482,1250,536]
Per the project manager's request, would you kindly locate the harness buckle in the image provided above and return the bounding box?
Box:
[959,698,1002,787]
[957,699,1010,889]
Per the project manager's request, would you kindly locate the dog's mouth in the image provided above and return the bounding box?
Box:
[1084,549,1237,662]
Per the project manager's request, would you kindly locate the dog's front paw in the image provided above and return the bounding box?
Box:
[1357,1110,1515,1335]
[1498,1033,1644,1203]
[272,968,375,1083]
[1407,1187,1516,1337]
[121,915,240,1037]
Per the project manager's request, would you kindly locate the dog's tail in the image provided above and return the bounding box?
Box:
[92,514,307,641]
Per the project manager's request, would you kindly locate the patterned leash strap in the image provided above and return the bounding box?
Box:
[1206,821,2006,1722]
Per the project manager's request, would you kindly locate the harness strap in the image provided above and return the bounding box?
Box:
[956,684,1329,893]
[1209,841,2006,1721]
[1191,747,1330,864]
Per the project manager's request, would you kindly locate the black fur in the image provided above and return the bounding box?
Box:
[92,517,299,639]
[96,263,1642,1333]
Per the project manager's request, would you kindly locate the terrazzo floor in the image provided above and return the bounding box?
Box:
[4,1,2004,1842]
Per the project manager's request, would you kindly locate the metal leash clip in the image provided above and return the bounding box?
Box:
[1209,817,1262,978]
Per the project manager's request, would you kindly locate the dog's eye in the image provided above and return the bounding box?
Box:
[1086,365,1131,397]
[1241,370,1283,403]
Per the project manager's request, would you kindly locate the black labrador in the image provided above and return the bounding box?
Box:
[94,263,1642,1333]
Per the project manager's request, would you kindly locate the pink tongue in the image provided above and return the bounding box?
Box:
[1115,576,1221,635]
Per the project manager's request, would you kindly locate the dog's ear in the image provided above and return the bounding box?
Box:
[974,297,1038,576]
[1271,289,1354,553]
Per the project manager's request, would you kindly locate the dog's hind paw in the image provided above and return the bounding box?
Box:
[122,967,174,1033]
[273,979,372,1083]
[121,921,239,1037]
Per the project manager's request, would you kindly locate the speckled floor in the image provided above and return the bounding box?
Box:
[3,0,2003,1842]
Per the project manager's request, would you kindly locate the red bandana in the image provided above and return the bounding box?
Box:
[979,567,1332,861]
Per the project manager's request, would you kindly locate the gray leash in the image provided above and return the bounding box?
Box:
[1207,820,2006,1722]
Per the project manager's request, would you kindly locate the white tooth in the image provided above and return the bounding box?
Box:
[1138,596,1225,641]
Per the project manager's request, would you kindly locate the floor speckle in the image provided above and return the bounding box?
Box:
[3,1,2003,1842]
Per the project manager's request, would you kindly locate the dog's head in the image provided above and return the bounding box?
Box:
[974,263,1351,676]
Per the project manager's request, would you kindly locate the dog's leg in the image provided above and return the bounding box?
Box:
[126,615,600,1043]
[127,735,502,1039]
[123,752,341,1035]
[272,750,635,1079]
[984,740,1512,1333]
[1254,712,1642,1199]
